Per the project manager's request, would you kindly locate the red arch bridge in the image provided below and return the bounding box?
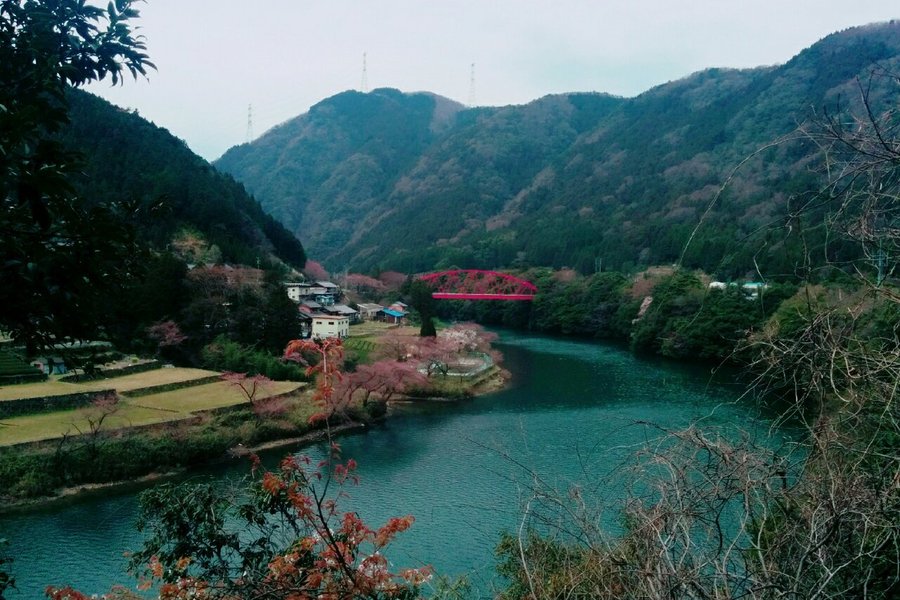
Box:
[418,269,537,301]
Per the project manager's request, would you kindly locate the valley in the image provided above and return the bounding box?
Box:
[1,5,899,599]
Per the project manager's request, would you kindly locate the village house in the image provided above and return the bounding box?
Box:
[311,314,349,340]
[284,282,307,303]
[284,281,343,304]
[300,299,322,313]
[377,301,408,325]
[325,303,359,323]
[297,312,312,338]
[356,303,384,321]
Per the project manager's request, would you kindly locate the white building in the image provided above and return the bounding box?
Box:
[311,315,349,340]
[284,281,342,303]
[284,282,309,303]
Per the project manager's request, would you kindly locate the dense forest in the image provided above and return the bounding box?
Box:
[47,90,311,362]
[216,22,900,279]
[4,66,308,357]
[62,89,307,269]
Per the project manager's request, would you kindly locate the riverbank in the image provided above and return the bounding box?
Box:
[0,343,510,511]
[2,330,774,599]
[0,420,369,515]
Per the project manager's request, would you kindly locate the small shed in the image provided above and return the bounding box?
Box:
[357,303,384,321]
[379,308,407,325]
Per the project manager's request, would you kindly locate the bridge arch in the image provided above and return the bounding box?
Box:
[418,269,537,301]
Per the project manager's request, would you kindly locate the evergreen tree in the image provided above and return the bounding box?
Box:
[1,0,153,352]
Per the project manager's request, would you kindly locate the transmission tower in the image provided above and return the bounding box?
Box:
[246,103,253,143]
[468,62,476,106]
[361,52,369,93]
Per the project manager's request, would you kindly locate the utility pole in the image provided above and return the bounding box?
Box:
[246,103,253,143]
[361,52,368,93]
[468,62,476,107]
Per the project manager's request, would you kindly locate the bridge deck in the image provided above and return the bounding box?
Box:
[431,292,535,301]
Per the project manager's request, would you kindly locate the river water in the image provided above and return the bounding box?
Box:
[1,331,782,598]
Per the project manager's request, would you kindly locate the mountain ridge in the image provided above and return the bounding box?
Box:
[215,21,900,277]
[62,89,307,269]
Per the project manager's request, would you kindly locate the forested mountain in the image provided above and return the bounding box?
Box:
[216,22,900,277]
[216,88,467,260]
[61,89,307,268]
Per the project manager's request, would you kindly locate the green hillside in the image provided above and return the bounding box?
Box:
[215,22,900,278]
[62,89,307,269]
[216,88,465,259]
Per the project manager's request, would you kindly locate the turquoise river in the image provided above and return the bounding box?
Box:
[0,331,785,598]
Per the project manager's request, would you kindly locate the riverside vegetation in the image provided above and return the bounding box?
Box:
[0,320,504,508]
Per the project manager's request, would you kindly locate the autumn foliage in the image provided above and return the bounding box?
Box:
[107,448,431,600]
[284,337,347,424]
[46,335,433,599]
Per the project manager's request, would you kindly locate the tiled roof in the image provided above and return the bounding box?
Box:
[328,304,358,315]
[357,303,384,311]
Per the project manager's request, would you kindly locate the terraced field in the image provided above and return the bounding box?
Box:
[0,368,306,446]
[0,367,220,401]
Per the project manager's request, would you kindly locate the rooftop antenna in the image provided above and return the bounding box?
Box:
[361,52,369,93]
[468,62,476,107]
[245,103,253,143]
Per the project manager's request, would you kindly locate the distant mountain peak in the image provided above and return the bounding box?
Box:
[215,23,900,276]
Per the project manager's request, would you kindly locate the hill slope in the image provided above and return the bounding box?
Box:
[62,89,307,268]
[216,22,900,276]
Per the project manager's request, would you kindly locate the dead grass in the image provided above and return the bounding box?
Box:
[0,380,85,402]
[78,368,220,393]
[133,381,303,413]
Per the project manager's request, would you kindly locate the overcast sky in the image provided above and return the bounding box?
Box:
[86,1,898,161]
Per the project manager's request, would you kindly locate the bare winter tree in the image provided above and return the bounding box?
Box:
[802,69,900,292]
[498,71,900,600]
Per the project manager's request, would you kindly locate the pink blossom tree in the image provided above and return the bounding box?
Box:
[342,273,386,296]
[378,271,408,290]
[146,320,187,349]
[303,259,329,281]
[336,360,428,408]
[221,372,279,424]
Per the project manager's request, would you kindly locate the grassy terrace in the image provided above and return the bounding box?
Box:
[347,321,399,337]
[0,369,305,447]
[131,380,302,413]
[0,404,184,447]
[0,367,220,401]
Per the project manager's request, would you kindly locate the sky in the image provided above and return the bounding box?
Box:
[86,0,899,161]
